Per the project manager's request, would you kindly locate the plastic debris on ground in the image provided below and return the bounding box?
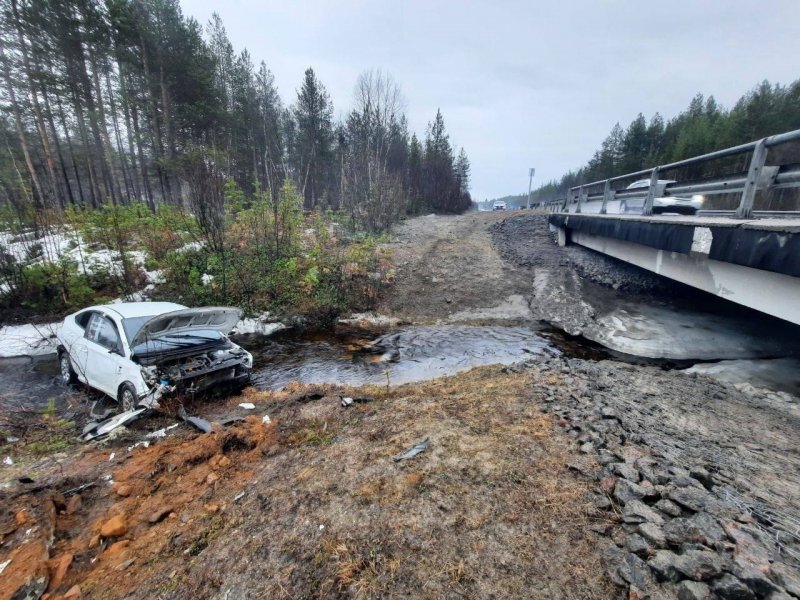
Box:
[178,406,213,433]
[262,415,271,424]
[145,423,180,439]
[393,437,431,462]
[0,559,10,575]
[340,396,354,408]
[3,456,12,466]
[62,481,95,496]
[238,402,255,409]
[80,408,147,442]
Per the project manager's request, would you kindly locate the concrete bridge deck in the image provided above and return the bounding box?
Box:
[548,212,800,325]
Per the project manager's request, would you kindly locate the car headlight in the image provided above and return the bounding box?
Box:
[141,365,158,385]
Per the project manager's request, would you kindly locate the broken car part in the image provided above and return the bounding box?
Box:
[80,408,148,442]
[393,437,431,462]
[178,405,213,433]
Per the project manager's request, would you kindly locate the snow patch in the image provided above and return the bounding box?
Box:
[232,314,286,336]
[448,294,532,322]
[0,322,60,358]
[338,313,402,327]
[685,358,800,398]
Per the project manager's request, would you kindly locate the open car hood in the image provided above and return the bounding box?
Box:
[129,307,241,347]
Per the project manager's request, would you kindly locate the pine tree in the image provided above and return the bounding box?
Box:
[291,67,333,209]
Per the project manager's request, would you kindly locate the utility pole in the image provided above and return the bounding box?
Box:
[526,167,535,209]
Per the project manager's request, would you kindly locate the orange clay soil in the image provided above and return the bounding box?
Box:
[0,416,276,600]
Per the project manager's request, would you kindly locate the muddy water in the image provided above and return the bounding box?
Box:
[1,320,797,410]
[0,325,558,409]
[0,354,73,410]
[244,325,558,390]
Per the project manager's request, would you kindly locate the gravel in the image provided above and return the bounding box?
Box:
[530,355,800,599]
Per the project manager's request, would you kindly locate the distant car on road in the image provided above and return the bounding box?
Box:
[620,179,703,215]
[493,200,507,211]
[57,302,253,410]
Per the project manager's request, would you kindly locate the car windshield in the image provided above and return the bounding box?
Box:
[121,315,161,342]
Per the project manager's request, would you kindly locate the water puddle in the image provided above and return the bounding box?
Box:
[245,325,556,390]
[0,354,76,411]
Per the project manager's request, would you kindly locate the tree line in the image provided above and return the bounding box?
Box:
[495,79,800,207]
[0,0,472,232]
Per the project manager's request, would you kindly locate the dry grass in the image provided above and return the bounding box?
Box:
[0,365,618,600]
[176,366,617,599]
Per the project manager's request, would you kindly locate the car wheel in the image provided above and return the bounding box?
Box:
[59,351,77,385]
[118,382,139,412]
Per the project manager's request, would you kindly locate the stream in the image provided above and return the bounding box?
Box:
[0,316,798,411]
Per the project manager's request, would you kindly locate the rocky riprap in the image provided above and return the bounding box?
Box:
[530,356,800,599]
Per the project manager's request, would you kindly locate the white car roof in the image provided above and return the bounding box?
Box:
[99,302,187,319]
[628,179,676,188]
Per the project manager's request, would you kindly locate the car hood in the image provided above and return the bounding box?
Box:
[129,307,241,347]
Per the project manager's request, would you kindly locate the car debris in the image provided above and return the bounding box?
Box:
[238,402,255,409]
[89,400,117,421]
[393,437,430,462]
[294,390,325,403]
[178,405,213,433]
[80,408,148,442]
[145,423,181,439]
[340,395,374,407]
[62,481,96,497]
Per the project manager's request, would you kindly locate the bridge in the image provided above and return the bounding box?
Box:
[546,129,800,325]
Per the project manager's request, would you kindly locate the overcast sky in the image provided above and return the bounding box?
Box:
[180,0,799,200]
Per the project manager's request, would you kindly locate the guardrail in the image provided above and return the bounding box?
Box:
[546,128,800,218]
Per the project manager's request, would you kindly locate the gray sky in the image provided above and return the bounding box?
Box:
[180,0,799,200]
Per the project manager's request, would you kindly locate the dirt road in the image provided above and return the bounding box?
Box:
[380,212,535,322]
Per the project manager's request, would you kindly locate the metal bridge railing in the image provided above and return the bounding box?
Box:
[547,128,800,219]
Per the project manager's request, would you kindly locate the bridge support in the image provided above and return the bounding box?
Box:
[569,230,800,325]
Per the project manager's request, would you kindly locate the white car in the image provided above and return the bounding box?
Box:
[57,302,253,410]
[493,200,507,211]
[620,179,703,215]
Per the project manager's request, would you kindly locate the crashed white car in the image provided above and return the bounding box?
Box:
[57,302,253,410]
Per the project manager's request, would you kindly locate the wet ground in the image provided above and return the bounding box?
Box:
[1,312,797,415]
[0,325,558,411]
[246,325,558,390]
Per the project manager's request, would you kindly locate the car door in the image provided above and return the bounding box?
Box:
[83,313,129,398]
[66,311,95,383]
